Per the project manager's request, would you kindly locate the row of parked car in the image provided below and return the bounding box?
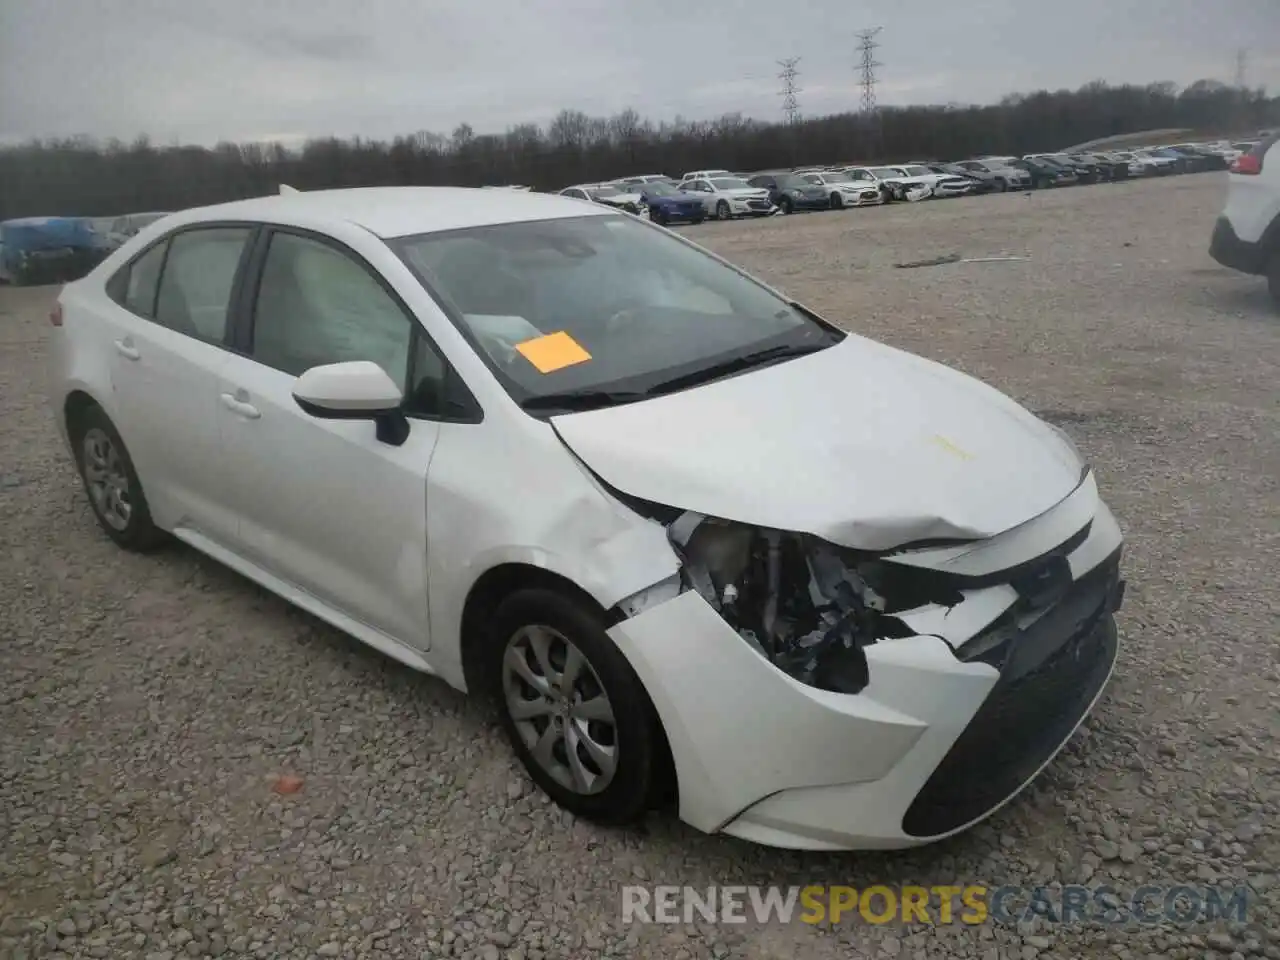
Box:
[0,211,169,286]
[554,138,1259,224]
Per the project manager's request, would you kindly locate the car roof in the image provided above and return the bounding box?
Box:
[159,187,609,240]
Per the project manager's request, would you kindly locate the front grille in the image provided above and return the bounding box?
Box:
[747,199,771,209]
[901,556,1123,838]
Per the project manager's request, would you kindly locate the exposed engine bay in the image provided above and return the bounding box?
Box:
[668,512,967,694]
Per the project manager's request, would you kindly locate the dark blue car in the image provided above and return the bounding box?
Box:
[637,182,706,225]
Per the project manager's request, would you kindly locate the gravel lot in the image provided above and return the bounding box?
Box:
[2,174,1278,960]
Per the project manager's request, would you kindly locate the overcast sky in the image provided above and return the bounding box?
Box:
[1,0,1276,146]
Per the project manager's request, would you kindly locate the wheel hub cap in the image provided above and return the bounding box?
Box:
[502,625,618,796]
[82,427,131,531]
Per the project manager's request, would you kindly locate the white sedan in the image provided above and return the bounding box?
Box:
[678,176,776,219]
[798,171,885,208]
[49,186,1125,850]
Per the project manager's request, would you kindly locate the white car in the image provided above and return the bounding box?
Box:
[679,177,776,219]
[797,171,885,208]
[849,166,935,201]
[679,169,734,183]
[1209,134,1280,308]
[613,174,676,188]
[49,186,1126,851]
[894,164,976,198]
[1128,150,1180,174]
[558,183,647,215]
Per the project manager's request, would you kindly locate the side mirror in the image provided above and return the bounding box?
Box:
[292,360,410,446]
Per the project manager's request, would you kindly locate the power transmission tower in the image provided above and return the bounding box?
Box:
[856,27,884,157]
[1235,48,1248,89]
[778,57,802,125]
[856,28,883,114]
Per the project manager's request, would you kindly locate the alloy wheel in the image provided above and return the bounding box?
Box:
[502,625,618,795]
[82,427,131,530]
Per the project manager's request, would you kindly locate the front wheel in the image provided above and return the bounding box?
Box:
[715,200,732,221]
[997,178,1008,193]
[829,192,843,210]
[648,206,666,225]
[778,196,794,215]
[488,588,660,824]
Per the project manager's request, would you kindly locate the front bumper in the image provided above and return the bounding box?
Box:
[1209,215,1264,275]
[607,496,1125,851]
[840,189,885,206]
[729,198,776,216]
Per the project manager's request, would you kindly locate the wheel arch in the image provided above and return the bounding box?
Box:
[458,560,679,808]
[64,388,103,435]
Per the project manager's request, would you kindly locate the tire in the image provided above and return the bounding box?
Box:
[829,192,843,210]
[715,200,731,221]
[69,404,165,551]
[1267,250,1280,313]
[485,588,660,824]
[691,213,705,225]
[648,206,666,225]
[779,196,793,215]
[997,178,1008,193]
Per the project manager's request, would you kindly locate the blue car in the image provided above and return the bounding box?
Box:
[637,182,706,225]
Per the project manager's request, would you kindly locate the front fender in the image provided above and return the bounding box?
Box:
[423,415,680,691]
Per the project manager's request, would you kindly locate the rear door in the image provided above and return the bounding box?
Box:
[103,224,256,544]
[213,227,455,647]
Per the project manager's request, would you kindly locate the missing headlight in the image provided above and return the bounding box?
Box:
[669,513,939,694]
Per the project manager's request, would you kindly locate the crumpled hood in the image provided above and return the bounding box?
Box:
[551,335,1085,552]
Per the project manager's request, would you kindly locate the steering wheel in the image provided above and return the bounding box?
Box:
[603,297,650,333]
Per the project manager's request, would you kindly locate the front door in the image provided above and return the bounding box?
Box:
[214,228,444,648]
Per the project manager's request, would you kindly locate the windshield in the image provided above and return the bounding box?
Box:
[392,214,841,411]
[869,167,899,179]
[904,165,930,176]
[822,171,852,182]
[710,177,749,190]
[591,184,621,197]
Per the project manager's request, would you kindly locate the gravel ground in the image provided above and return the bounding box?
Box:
[2,174,1278,960]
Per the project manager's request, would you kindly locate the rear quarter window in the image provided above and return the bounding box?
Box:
[106,240,168,318]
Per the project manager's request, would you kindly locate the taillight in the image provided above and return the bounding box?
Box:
[1231,154,1262,175]
[49,303,63,326]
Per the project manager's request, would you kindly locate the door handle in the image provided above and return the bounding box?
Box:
[113,338,140,361]
[220,392,261,420]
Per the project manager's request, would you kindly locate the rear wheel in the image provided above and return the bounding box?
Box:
[486,588,659,824]
[69,404,165,551]
[715,200,731,221]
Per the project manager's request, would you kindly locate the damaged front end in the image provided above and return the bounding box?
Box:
[665,512,964,694]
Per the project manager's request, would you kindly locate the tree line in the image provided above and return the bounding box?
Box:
[1,78,1275,221]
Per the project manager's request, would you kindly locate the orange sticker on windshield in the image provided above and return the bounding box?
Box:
[515,331,592,373]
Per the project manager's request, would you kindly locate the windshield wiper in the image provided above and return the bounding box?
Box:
[644,341,830,396]
[520,389,652,414]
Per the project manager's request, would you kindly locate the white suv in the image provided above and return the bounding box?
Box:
[1209,134,1280,307]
